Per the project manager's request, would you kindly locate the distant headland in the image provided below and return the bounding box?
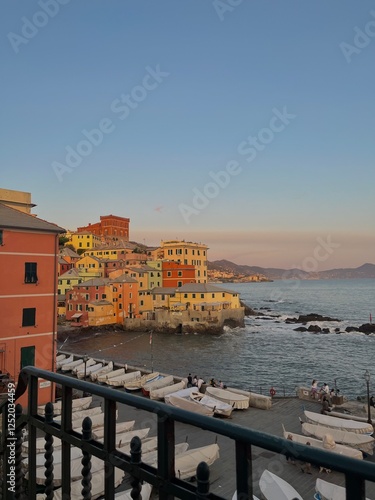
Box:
[208,261,375,282]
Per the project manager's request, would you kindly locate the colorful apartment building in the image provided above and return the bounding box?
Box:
[0,203,64,406]
[77,214,130,243]
[59,247,80,265]
[83,246,144,261]
[162,261,196,288]
[152,240,209,283]
[58,256,72,276]
[65,274,139,326]
[68,231,102,251]
[75,255,104,278]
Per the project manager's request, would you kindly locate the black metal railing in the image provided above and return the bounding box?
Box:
[1,366,375,499]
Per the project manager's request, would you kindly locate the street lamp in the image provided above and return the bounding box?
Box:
[364,370,372,425]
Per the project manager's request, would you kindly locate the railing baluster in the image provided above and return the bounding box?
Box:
[61,385,72,499]
[44,402,54,500]
[157,413,174,500]
[235,441,252,500]
[15,403,24,499]
[130,436,142,500]
[196,461,210,499]
[81,417,92,500]
[345,473,366,500]
[103,398,116,498]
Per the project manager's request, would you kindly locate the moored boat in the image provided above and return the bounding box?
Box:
[315,478,371,500]
[37,396,92,416]
[97,367,126,383]
[106,370,142,387]
[90,361,114,381]
[302,421,374,455]
[259,469,303,500]
[150,380,185,401]
[304,410,373,435]
[190,391,234,417]
[56,354,73,370]
[124,372,159,391]
[174,443,220,480]
[282,426,363,460]
[205,387,249,410]
[76,362,103,379]
[142,374,174,396]
[167,395,214,416]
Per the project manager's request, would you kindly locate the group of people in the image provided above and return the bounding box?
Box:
[209,378,226,389]
[187,373,204,390]
[310,380,338,403]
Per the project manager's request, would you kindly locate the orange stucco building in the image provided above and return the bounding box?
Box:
[0,204,65,406]
[77,214,130,242]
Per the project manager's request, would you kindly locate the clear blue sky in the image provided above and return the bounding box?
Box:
[1,1,374,269]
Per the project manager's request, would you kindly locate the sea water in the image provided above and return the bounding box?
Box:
[61,279,375,398]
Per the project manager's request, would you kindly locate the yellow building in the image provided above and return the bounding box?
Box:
[153,240,208,283]
[58,268,84,295]
[151,283,240,311]
[83,245,137,261]
[75,255,104,278]
[68,231,102,251]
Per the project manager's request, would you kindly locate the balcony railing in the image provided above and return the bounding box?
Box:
[1,366,375,499]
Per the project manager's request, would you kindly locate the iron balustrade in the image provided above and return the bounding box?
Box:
[0,366,374,499]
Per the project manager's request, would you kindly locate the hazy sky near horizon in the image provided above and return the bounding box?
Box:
[1,1,374,270]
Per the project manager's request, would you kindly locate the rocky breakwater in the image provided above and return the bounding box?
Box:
[285,313,375,335]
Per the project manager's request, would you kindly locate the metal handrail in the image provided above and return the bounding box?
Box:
[2,366,375,499]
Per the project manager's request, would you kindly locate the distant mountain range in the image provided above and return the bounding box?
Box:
[208,261,375,281]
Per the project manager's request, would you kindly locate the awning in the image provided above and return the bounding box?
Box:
[71,313,82,319]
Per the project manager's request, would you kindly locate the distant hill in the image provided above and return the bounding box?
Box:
[208,260,375,281]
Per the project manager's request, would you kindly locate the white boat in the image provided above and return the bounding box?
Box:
[205,387,249,410]
[328,410,370,423]
[37,396,92,416]
[25,431,154,469]
[56,354,73,370]
[56,353,66,362]
[106,370,141,387]
[54,406,102,423]
[302,422,374,455]
[142,374,174,396]
[97,367,125,383]
[259,470,303,500]
[60,357,84,372]
[150,381,186,401]
[232,492,259,500]
[167,395,214,416]
[72,358,96,374]
[92,420,135,439]
[90,361,114,381]
[76,362,103,379]
[142,442,190,466]
[124,372,160,391]
[226,387,272,410]
[190,391,234,417]
[282,426,363,460]
[304,410,373,435]
[164,386,198,403]
[174,443,220,480]
[36,466,124,499]
[115,482,152,500]
[315,478,371,500]
[102,427,151,448]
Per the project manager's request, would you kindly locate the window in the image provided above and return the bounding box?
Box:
[85,304,89,311]
[95,294,99,300]
[167,271,172,277]
[20,346,35,368]
[66,279,70,285]
[69,294,72,300]
[201,294,204,298]
[192,294,196,298]
[177,282,182,287]
[212,294,215,298]
[85,294,89,300]
[140,300,144,306]
[184,294,188,298]
[58,289,61,295]
[102,294,106,299]
[119,303,122,309]
[69,304,73,311]
[24,262,38,283]
[0,230,3,245]
[178,271,182,277]
[129,293,132,298]
[22,308,36,327]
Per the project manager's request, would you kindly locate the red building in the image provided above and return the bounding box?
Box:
[77,214,130,242]
[162,261,196,288]
[58,256,73,276]
[0,204,64,406]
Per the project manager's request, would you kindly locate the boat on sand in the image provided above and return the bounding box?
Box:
[259,469,303,500]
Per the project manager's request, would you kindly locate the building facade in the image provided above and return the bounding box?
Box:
[77,214,130,242]
[0,203,64,406]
